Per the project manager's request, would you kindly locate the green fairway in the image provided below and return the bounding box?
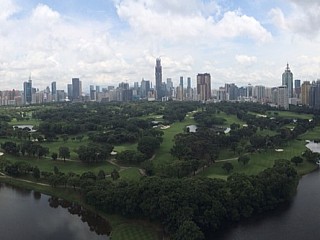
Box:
[120,168,142,181]
[200,138,317,179]
[267,111,313,120]
[217,111,246,126]
[4,155,119,175]
[114,143,137,152]
[153,113,196,168]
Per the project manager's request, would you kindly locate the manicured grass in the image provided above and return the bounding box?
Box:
[41,138,91,159]
[4,155,118,175]
[267,111,313,120]
[217,112,246,126]
[9,118,41,126]
[111,224,161,240]
[153,113,196,168]
[218,149,238,160]
[114,143,138,152]
[120,168,142,181]
[300,126,320,140]
[200,138,317,179]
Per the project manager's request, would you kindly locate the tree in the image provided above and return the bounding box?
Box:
[54,166,59,175]
[222,162,234,174]
[33,167,40,179]
[137,136,161,158]
[1,141,19,155]
[238,155,250,166]
[51,152,58,161]
[291,156,303,166]
[111,169,120,181]
[59,146,70,162]
[97,170,106,180]
[61,134,69,142]
[173,220,205,240]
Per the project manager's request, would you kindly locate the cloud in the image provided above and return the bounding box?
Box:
[115,0,272,43]
[0,0,19,21]
[270,0,320,38]
[235,55,257,65]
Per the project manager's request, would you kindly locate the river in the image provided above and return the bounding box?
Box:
[0,184,110,240]
[214,169,320,240]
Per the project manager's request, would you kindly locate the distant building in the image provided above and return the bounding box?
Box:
[301,81,311,106]
[277,85,289,110]
[72,78,81,100]
[282,63,294,98]
[294,79,301,98]
[23,78,32,104]
[197,73,211,101]
[155,58,163,100]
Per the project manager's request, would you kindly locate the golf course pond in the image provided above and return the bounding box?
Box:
[0,184,110,240]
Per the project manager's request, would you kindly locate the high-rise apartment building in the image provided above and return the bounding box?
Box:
[141,79,150,99]
[294,79,301,98]
[155,58,163,100]
[278,85,289,110]
[282,63,293,98]
[301,81,311,106]
[197,73,211,101]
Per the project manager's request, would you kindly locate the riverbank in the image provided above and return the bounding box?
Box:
[0,176,163,240]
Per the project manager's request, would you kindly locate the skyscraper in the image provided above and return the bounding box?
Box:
[282,63,293,98]
[155,58,163,100]
[51,82,56,95]
[23,77,32,104]
[197,73,211,101]
[141,79,150,99]
[294,79,301,98]
[72,78,81,100]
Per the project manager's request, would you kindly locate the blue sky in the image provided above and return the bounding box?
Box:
[1,0,320,91]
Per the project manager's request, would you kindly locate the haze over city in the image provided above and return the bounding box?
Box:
[1,0,320,90]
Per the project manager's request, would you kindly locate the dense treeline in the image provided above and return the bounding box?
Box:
[83,160,299,239]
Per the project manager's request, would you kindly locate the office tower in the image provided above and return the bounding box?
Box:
[197,73,211,101]
[277,86,289,110]
[282,63,294,98]
[72,78,81,100]
[119,82,129,90]
[23,77,32,104]
[179,76,184,100]
[225,83,238,101]
[133,82,139,90]
[51,82,56,95]
[155,58,163,100]
[96,85,100,93]
[67,84,73,100]
[187,77,192,100]
[301,81,311,106]
[238,87,247,98]
[294,79,301,98]
[90,85,96,101]
[141,79,150,99]
[51,81,57,102]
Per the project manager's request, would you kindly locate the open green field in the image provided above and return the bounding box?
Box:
[111,223,161,240]
[217,112,246,126]
[267,111,313,120]
[200,138,317,179]
[3,155,119,175]
[119,168,142,181]
[153,113,196,168]
[9,118,41,126]
[114,143,137,152]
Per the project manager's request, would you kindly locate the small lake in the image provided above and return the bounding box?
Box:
[0,184,111,240]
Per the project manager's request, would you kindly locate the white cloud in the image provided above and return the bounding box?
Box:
[0,0,19,21]
[235,55,257,65]
[115,0,271,43]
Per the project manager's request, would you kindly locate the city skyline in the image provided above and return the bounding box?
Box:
[1,0,320,89]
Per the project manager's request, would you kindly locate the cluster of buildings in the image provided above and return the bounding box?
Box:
[0,60,318,109]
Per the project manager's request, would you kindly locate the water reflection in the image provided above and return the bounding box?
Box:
[48,197,112,236]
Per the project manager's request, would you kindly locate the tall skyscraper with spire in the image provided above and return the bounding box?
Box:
[155,58,163,100]
[282,63,293,98]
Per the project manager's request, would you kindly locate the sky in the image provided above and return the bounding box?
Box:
[1,0,320,91]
